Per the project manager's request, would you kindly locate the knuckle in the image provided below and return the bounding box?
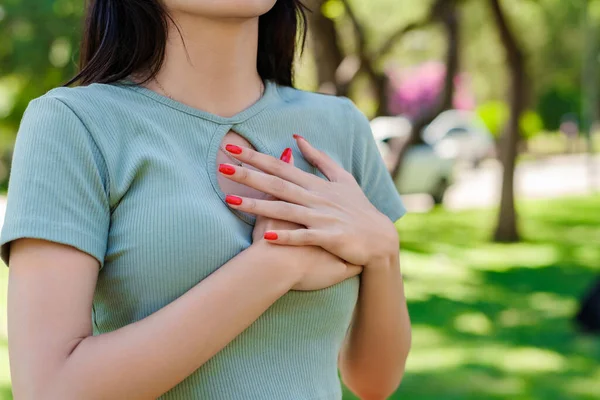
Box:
[280,202,295,217]
[268,176,286,194]
[246,198,257,210]
[268,160,284,176]
[303,230,319,245]
[239,167,250,181]
[300,230,313,244]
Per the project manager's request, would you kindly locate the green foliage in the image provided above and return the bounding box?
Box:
[0,0,84,135]
[477,102,544,140]
[537,85,582,131]
[519,110,544,139]
[476,101,509,138]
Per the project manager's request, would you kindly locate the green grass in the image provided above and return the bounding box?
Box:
[0,196,598,399]
[343,195,600,400]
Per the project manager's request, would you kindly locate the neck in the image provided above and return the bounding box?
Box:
[150,13,264,117]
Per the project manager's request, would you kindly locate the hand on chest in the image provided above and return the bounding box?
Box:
[216,131,269,200]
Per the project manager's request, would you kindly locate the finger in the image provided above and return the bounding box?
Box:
[223,144,320,189]
[218,163,314,205]
[344,264,363,279]
[261,228,330,247]
[293,135,350,183]
[263,151,295,201]
[224,195,316,225]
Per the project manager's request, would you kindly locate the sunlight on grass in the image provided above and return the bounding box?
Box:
[386,195,600,400]
[462,243,560,271]
[565,367,600,397]
[482,346,567,373]
[454,312,493,335]
[528,292,577,318]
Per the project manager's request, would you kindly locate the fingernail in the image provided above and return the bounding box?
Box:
[293,134,304,140]
[225,144,243,155]
[264,232,278,241]
[225,195,243,205]
[280,148,292,163]
[219,164,236,175]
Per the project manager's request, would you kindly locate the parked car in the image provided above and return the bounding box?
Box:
[422,110,495,167]
[370,116,455,204]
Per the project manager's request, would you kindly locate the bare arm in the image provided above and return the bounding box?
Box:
[339,248,411,400]
[8,238,299,400]
[215,137,412,399]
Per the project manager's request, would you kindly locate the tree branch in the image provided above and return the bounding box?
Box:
[373,21,428,60]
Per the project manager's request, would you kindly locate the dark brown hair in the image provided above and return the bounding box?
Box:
[67,0,307,87]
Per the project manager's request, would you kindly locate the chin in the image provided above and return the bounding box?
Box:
[166,0,278,18]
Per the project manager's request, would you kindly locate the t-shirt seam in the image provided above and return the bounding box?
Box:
[3,216,107,250]
[48,96,112,203]
[123,84,279,125]
[342,99,362,182]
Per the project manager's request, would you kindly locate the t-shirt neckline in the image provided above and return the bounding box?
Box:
[122,79,278,125]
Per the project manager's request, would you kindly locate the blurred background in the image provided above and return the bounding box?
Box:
[1,0,600,399]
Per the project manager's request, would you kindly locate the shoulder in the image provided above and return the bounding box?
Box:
[18,86,122,163]
[21,83,137,148]
[275,85,370,138]
[276,85,358,119]
[32,83,132,117]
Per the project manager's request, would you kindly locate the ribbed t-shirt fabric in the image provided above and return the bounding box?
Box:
[0,80,406,399]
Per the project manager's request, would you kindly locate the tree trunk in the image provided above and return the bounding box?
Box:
[306,0,347,95]
[391,0,459,180]
[489,0,524,242]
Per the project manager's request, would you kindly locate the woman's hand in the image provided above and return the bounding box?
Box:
[241,148,362,291]
[219,137,399,268]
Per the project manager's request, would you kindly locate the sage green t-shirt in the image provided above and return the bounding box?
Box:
[0,81,405,399]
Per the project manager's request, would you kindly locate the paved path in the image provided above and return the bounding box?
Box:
[401,154,600,212]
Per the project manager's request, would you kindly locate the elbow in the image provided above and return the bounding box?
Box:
[341,365,407,400]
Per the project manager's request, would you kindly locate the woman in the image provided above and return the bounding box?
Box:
[2,0,411,399]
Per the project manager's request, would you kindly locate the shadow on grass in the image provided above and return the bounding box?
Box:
[343,196,600,400]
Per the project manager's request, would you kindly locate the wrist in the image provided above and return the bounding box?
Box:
[366,216,400,269]
[249,241,304,287]
[365,250,399,273]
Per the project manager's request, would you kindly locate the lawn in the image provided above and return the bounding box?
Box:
[0,195,598,400]
[344,195,600,400]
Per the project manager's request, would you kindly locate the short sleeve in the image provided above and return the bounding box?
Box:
[345,99,407,222]
[0,96,110,267]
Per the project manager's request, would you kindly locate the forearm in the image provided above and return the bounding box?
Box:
[340,252,411,399]
[48,243,296,400]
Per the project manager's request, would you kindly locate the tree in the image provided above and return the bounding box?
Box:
[340,0,431,116]
[389,0,460,180]
[305,0,430,114]
[305,0,349,96]
[488,0,526,242]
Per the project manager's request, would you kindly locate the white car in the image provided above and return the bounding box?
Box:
[370,116,455,204]
[422,110,495,167]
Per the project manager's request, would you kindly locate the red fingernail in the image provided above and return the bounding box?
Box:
[219,164,236,175]
[293,134,304,140]
[225,144,243,155]
[225,195,243,205]
[264,232,278,241]
[280,148,292,164]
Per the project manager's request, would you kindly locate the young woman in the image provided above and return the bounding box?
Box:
[2,1,411,399]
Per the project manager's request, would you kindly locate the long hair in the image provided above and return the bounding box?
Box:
[66,0,308,87]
